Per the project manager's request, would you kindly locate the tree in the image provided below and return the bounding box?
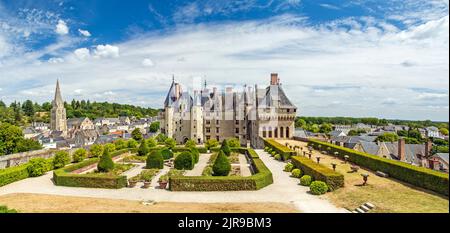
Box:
[103,143,116,153]
[319,123,333,134]
[27,158,52,177]
[439,128,449,136]
[397,130,408,137]
[205,139,219,150]
[165,138,176,149]
[72,148,87,162]
[226,138,240,147]
[156,133,167,143]
[138,140,149,156]
[114,139,127,150]
[212,151,231,176]
[22,100,35,117]
[220,139,231,156]
[408,129,423,141]
[131,128,143,141]
[89,144,103,157]
[146,137,157,148]
[0,123,31,155]
[376,133,399,142]
[149,121,160,133]
[52,151,71,169]
[97,149,114,172]
[185,139,196,148]
[404,137,420,144]
[127,139,138,149]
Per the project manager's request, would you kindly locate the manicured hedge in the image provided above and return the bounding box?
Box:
[308,139,449,196]
[263,139,296,161]
[53,149,130,189]
[170,148,273,191]
[290,156,344,191]
[172,146,208,153]
[0,164,30,187]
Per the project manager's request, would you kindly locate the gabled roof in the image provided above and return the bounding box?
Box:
[384,142,425,164]
[359,141,380,155]
[435,153,449,164]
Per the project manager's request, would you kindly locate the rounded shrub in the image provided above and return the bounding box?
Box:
[27,158,52,177]
[291,168,302,178]
[146,150,164,169]
[89,144,103,158]
[146,137,157,148]
[310,181,328,195]
[164,138,176,149]
[160,148,174,160]
[174,151,194,170]
[274,154,281,161]
[212,151,231,176]
[185,139,196,149]
[127,139,138,149]
[271,151,276,156]
[52,151,70,169]
[97,149,114,172]
[138,140,149,156]
[72,148,87,163]
[264,147,269,152]
[190,147,199,164]
[227,138,240,148]
[103,143,116,153]
[220,140,231,156]
[300,175,312,186]
[284,163,294,172]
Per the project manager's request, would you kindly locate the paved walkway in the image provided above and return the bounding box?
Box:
[0,150,348,213]
[238,154,252,177]
[185,154,212,176]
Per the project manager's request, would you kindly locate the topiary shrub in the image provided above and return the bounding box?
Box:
[174,151,194,170]
[138,140,149,156]
[127,139,138,149]
[185,139,196,149]
[220,140,231,156]
[190,147,200,164]
[146,150,164,169]
[97,149,114,172]
[165,138,176,149]
[160,148,173,160]
[103,143,116,153]
[146,137,157,148]
[227,138,240,148]
[271,151,276,156]
[310,181,328,195]
[27,158,52,177]
[212,151,231,176]
[274,154,281,161]
[0,205,18,213]
[300,175,312,186]
[284,163,294,172]
[53,151,71,169]
[291,168,302,178]
[72,148,87,163]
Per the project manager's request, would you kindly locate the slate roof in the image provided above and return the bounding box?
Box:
[294,129,308,138]
[258,85,296,108]
[330,130,346,137]
[359,141,380,155]
[435,153,449,164]
[384,142,425,164]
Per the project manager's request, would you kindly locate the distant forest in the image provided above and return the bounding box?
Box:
[0,99,160,127]
[296,116,449,129]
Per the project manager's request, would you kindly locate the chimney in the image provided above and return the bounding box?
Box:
[270,73,279,85]
[174,83,181,99]
[425,140,432,158]
[226,87,233,93]
[398,138,405,161]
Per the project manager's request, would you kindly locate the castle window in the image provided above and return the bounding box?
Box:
[235,128,239,134]
[206,128,210,133]
[216,128,219,133]
[268,127,272,138]
[274,128,278,138]
[280,127,284,138]
[262,127,267,138]
[216,136,220,141]
[286,127,290,138]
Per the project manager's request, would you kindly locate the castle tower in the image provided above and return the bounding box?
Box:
[50,79,67,134]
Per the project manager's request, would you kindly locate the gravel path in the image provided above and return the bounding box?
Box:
[0,150,348,213]
[238,154,252,177]
[185,154,212,176]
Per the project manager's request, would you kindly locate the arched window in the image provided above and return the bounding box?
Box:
[268,127,273,138]
[262,127,267,138]
[286,127,290,138]
[280,127,284,138]
[274,127,278,138]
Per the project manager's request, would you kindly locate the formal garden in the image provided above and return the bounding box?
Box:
[271,139,449,213]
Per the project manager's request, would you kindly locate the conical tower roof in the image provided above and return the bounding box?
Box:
[53,79,64,106]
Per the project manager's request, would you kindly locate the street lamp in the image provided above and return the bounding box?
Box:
[316,156,321,164]
[344,155,349,164]
[331,163,337,171]
[361,173,369,185]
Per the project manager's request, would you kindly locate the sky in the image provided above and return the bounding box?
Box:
[0,0,448,121]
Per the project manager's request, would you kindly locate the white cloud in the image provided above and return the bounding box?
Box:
[142,58,154,67]
[55,19,69,35]
[417,92,448,100]
[73,47,90,60]
[0,14,448,121]
[48,57,64,64]
[78,29,91,37]
[93,44,119,58]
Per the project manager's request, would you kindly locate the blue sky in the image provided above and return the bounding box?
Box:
[0,0,449,121]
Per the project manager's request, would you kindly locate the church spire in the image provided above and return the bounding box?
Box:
[54,79,63,106]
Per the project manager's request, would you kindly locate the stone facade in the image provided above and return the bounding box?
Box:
[160,73,297,147]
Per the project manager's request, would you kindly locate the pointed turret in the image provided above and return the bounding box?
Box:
[53,79,64,107]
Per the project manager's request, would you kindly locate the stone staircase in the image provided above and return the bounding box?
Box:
[351,202,375,213]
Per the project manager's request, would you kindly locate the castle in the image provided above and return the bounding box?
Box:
[160,73,297,147]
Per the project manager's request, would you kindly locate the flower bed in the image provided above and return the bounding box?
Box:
[53,149,131,189]
[308,139,449,196]
[169,148,273,191]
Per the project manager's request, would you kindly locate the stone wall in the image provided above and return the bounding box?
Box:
[0,148,76,169]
